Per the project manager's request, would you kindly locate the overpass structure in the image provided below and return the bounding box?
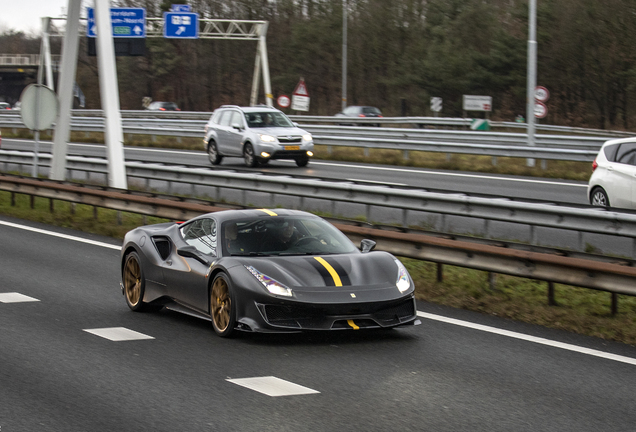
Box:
[0,55,61,105]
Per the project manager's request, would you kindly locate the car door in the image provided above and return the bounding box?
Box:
[225,110,246,156]
[164,218,219,312]
[606,142,636,208]
[214,110,233,154]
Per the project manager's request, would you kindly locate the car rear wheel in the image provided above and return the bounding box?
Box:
[243,143,258,168]
[123,252,151,311]
[210,273,236,337]
[590,187,610,207]
[295,157,309,167]
[208,141,223,165]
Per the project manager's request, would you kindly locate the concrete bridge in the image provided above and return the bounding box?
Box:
[0,54,61,105]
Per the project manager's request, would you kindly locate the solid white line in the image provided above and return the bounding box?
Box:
[313,161,589,188]
[0,220,121,250]
[346,178,408,186]
[417,311,636,366]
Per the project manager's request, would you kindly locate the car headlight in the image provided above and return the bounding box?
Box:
[394,259,411,293]
[302,134,312,142]
[245,265,293,297]
[259,134,276,143]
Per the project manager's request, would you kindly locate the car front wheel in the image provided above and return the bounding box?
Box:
[590,187,610,207]
[123,252,152,311]
[243,143,258,168]
[295,156,309,167]
[208,141,223,165]
[210,273,236,337]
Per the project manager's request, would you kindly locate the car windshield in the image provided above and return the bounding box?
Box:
[222,217,357,256]
[362,107,381,115]
[245,112,294,128]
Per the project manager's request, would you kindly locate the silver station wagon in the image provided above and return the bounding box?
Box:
[203,105,314,167]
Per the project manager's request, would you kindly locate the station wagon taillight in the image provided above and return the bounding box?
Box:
[592,158,598,172]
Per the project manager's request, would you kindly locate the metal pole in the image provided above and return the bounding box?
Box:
[258,22,273,107]
[42,17,54,91]
[341,0,347,111]
[95,0,128,189]
[526,0,537,167]
[50,0,82,181]
[250,41,261,106]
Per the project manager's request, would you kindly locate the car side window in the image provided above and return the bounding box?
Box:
[615,143,636,165]
[230,111,245,128]
[343,106,356,115]
[219,111,232,127]
[603,143,619,162]
[180,218,218,256]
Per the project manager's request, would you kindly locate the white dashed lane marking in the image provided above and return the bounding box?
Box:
[84,327,155,341]
[227,376,320,397]
[0,292,40,303]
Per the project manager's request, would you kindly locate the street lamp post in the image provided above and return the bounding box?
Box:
[526,0,537,167]
[341,0,347,112]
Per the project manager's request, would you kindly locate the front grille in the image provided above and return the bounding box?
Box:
[259,297,416,330]
[277,136,302,143]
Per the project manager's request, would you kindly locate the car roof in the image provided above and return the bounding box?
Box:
[217,105,281,113]
[190,208,317,224]
[601,137,636,147]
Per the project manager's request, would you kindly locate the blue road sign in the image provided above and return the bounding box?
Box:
[87,8,146,38]
[171,5,191,12]
[164,12,199,39]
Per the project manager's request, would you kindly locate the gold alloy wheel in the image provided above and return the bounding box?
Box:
[211,276,231,332]
[124,256,142,307]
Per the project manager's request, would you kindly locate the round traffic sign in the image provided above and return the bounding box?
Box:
[277,95,290,108]
[534,101,548,118]
[19,84,59,131]
[534,86,550,102]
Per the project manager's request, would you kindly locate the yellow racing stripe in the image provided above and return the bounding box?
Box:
[347,320,360,330]
[314,257,342,286]
[258,209,278,216]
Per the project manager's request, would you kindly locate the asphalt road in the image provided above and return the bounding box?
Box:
[1,138,590,204]
[2,216,636,431]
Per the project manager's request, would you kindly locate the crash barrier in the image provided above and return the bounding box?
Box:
[0,173,633,314]
[0,112,628,163]
[2,149,636,258]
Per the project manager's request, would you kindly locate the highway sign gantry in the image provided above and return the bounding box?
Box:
[164,12,199,39]
[87,8,146,38]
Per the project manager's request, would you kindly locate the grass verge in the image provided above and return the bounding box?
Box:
[1,191,635,346]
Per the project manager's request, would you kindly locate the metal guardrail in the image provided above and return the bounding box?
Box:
[2,149,636,257]
[1,173,635,307]
[0,113,617,162]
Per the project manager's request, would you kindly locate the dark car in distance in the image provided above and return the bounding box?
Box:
[335,105,383,126]
[145,101,180,111]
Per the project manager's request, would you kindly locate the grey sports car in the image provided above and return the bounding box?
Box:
[120,208,419,337]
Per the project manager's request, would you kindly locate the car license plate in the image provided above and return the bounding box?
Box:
[285,145,300,150]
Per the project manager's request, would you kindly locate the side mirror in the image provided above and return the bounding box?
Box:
[177,246,212,265]
[293,122,299,127]
[231,123,243,131]
[360,239,376,253]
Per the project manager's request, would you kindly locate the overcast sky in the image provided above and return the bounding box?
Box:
[0,0,85,35]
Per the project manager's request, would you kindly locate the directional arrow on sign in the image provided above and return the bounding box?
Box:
[134,26,142,35]
[177,26,185,35]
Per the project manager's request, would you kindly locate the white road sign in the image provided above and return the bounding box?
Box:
[463,95,492,112]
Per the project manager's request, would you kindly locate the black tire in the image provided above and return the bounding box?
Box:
[295,157,309,167]
[123,252,151,312]
[210,273,236,337]
[207,140,223,165]
[590,187,610,207]
[243,143,258,167]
